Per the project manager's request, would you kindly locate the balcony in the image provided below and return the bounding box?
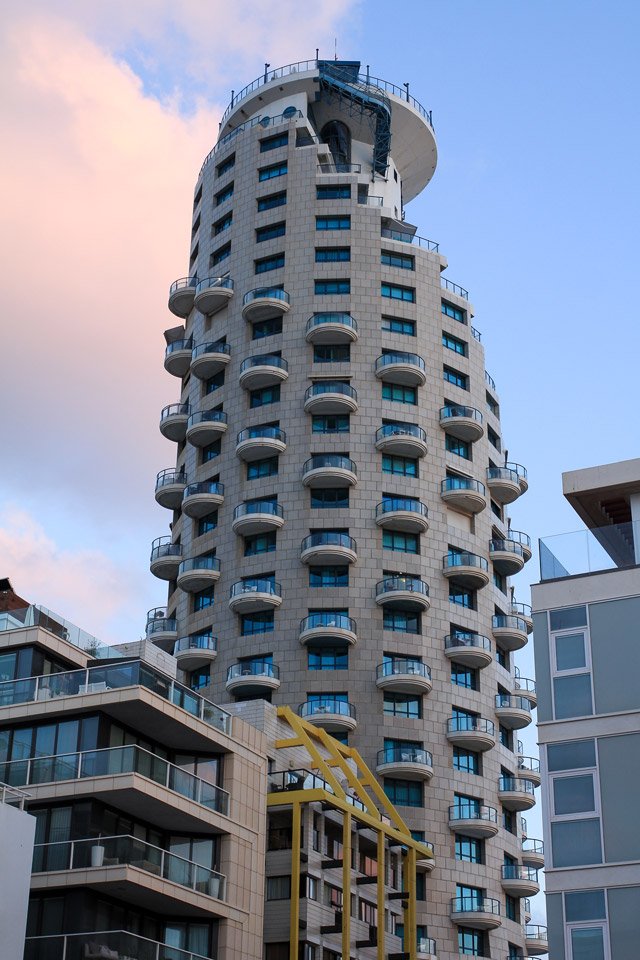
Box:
[302,454,357,488]
[154,468,187,510]
[239,354,289,390]
[517,754,541,787]
[417,936,437,959]
[446,716,496,751]
[226,660,281,695]
[150,537,182,580]
[498,776,536,811]
[236,425,286,461]
[306,312,359,344]
[232,500,284,535]
[492,614,528,652]
[182,481,225,519]
[450,896,501,930]
[511,600,533,632]
[439,405,484,443]
[174,633,218,671]
[524,898,532,923]
[168,276,197,318]
[448,803,499,839]
[440,476,486,514]
[190,340,231,379]
[494,694,532,730]
[375,422,428,457]
[376,576,430,612]
[304,381,358,414]
[228,578,282,613]
[299,613,357,648]
[298,698,357,733]
[501,864,540,898]
[525,925,549,955]
[300,532,357,566]
[486,466,521,504]
[186,409,228,447]
[193,275,234,315]
[145,607,177,650]
[164,337,193,377]
[242,286,290,322]
[176,556,221,593]
[375,659,432,695]
[444,631,492,669]
[521,839,545,869]
[442,551,490,589]
[514,672,537,708]
[507,461,529,494]
[375,498,429,533]
[159,402,189,442]
[489,538,526,576]
[376,745,433,781]
[509,529,532,562]
[25,931,213,960]
[375,351,426,387]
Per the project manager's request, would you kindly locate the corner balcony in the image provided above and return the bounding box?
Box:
[302,454,357,488]
[514,671,537,708]
[498,776,536,811]
[501,864,540,898]
[154,468,187,509]
[226,660,281,696]
[440,476,486,514]
[236,425,286,461]
[521,839,545,869]
[159,402,190,442]
[375,498,429,533]
[511,600,533,633]
[306,312,358,344]
[232,501,284,535]
[507,461,529,494]
[486,466,521,504]
[190,340,231,380]
[492,614,528,652]
[525,925,549,955]
[375,422,428,457]
[376,576,430,612]
[25,932,213,960]
[186,410,228,447]
[516,755,542,787]
[494,694,532,730]
[239,354,288,390]
[182,481,225,519]
[177,556,221,593]
[228,578,282,613]
[450,896,501,930]
[150,538,181,580]
[442,551,490,589]
[168,276,197,318]
[300,532,357,566]
[444,631,492,669]
[298,698,357,733]
[509,529,532,562]
[194,276,234,315]
[174,633,218,671]
[375,351,426,387]
[304,381,358,414]
[448,803,499,839]
[375,659,432,695]
[376,745,433,781]
[489,538,526,576]
[145,608,177,651]
[242,286,290,322]
[299,613,357,648]
[439,405,484,443]
[446,716,496,751]
[164,337,193,377]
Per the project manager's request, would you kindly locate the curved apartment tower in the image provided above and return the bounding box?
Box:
[151,59,541,960]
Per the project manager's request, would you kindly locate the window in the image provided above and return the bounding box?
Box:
[442,300,465,323]
[446,434,471,459]
[309,566,348,587]
[496,643,508,669]
[241,611,274,635]
[316,215,350,230]
[382,282,415,302]
[260,132,288,152]
[310,487,349,509]
[493,570,507,593]
[382,453,418,477]
[551,617,593,720]
[252,316,282,339]
[383,609,420,633]
[315,246,350,262]
[205,370,225,394]
[455,835,483,863]
[256,222,286,243]
[313,343,350,363]
[384,693,421,719]
[317,184,351,199]
[449,583,475,609]
[488,425,501,450]
[250,384,280,408]
[258,162,287,181]
[451,663,478,689]
[308,646,349,670]
[215,183,233,205]
[255,253,284,274]
[551,819,602,867]
[486,391,499,416]
[499,724,512,749]
[382,315,415,336]
[190,666,210,690]
[503,809,516,834]
[244,532,277,557]
[442,331,467,355]
[358,899,377,925]
[247,457,278,480]
[553,774,596,817]
[382,382,417,404]
[381,250,414,270]
[201,439,221,463]
[216,154,235,177]
[193,586,214,611]
[258,190,286,212]
[505,895,517,922]
[443,365,469,389]
[547,739,596,771]
[569,927,606,960]
[384,778,422,807]
[565,890,606,922]
[550,605,587,631]
[197,512,218,536]
[458,927,485,956]
[315,279,350,295]
[382,530,419,553]
[266,876,291,900]
[210,243,231,267]
[453,747,480,774]
[213,212,232,235]
[312,414,349,433]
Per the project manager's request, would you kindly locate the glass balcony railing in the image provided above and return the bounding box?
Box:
[376,659,431,681]
[526,925,548,942]
[492,614,527,633]
[376,422,427,442]
[452,896,500,916]
[195,276,234,296]
[441,278,469,299]
[540,520,640,580]
[233,501,283,519]
[375,352,425,372]
[499,777,535,796]
[490,539,525,557]
[444,631,491,652]
[240,354,288,372]
[377,746,432,767]
[380,227,439,252]
[169,276,197,295]
[376,498,428,518]
[304,381,357,400]
[0,782,29,808]
[522,839,544,855]
[165,336,193,357]
[243,287,290,306]
[511,600,532,618]
[376,576,429,597]
[155,469,187,490]
[187,410,228,429]
[227,661,279,682]
[303,454,356,473]
[441,476,486,496]
[183,480,224,499]
[517,756,541,775]
[150,538,182,563]
[146,616,177,638]
[448,716,495,736]
[487,466,519,484]
[443,552,488,571]
[306,312,358,334]
[495,694,531,712]
[449,803,497,824]
[485,369,497,391]
[192,340,231,360]
[178,556,220,576]
[268,767,334,794]
[514,676,536,695]
[300,612,356,633]
[24,930,212,960]
[502,864,538,882]
[0,604,108,658]
[509,529,532,549]
[417,936,437,955]
[160,402,189,422]
[301,532,356,552]
[230,579,281,598]
[174,634,218,655]
[505,461,528,482]
[440,404,483,423]
[237,426,286,444]
[298,699,356,720]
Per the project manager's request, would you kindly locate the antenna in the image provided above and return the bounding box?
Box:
[334,37,338,61]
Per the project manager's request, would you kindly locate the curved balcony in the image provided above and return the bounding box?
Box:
[375,351,426,386]
[498,776,536,811]
[376,745,433,781]
[501,864,540,898]
[525,925,548,955]
[144,608,177,651]
[236,425,286,461]
[298,698,357,733]
[375,498,429,533]
[524,898,532,923]
[450,896,501,930]
[159,402,189,442]
[509,529,532,562]
[442,551,490,589]
[447,716,496,751]
[174,633,218,671]
[190,341,231,380]
[444,631,492,669]
[492,614,528,652]
[168,276,196,318]
[186,410,228,447]
[417,936,437,959]
[507,461,529,494]
[194,276,234,315]
[305,312,358,344]
[511,600,533,632]
[375,422,428,457]
[495,694,532,729]
[514,673,537,708]
[242,286,290,322]
[416,840,436,874]
[232,501,284,536]
[521,839,545,869]
[164,337,192,377]
[440,476,486,514]
[300,532,357,566]
[149,537,182,580]
[154,468,187,510]
[376,576,430,612]
[375,659,432,695]
[448,803,499,839]
[226,660,281,695]
[439,405,484,443]
[177,556,221,593]
[228,578,282,613]
[182,481,225,519]
[516,755,542,787]
[298,613,357,648]
[489,538,525,576]
[304,381,358,415]
[239,354,288,390]
[486,466,521,504]
[302,454,357,488]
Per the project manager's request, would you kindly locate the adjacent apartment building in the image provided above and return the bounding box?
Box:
[532,458,640,960]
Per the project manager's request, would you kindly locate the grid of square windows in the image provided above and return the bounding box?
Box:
[384,778,422,807]
[241,611,274,635]
[455,834,483,863]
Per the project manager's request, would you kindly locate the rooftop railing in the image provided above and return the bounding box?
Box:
[24,930,212,960]
[441,277,469,299]
[380,227,439,252]
[0,604,108,658]
[540,520,640,580]
[199,109,304,175]
[0,781,30,808]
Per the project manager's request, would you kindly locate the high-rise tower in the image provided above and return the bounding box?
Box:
[151,58,540,960]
